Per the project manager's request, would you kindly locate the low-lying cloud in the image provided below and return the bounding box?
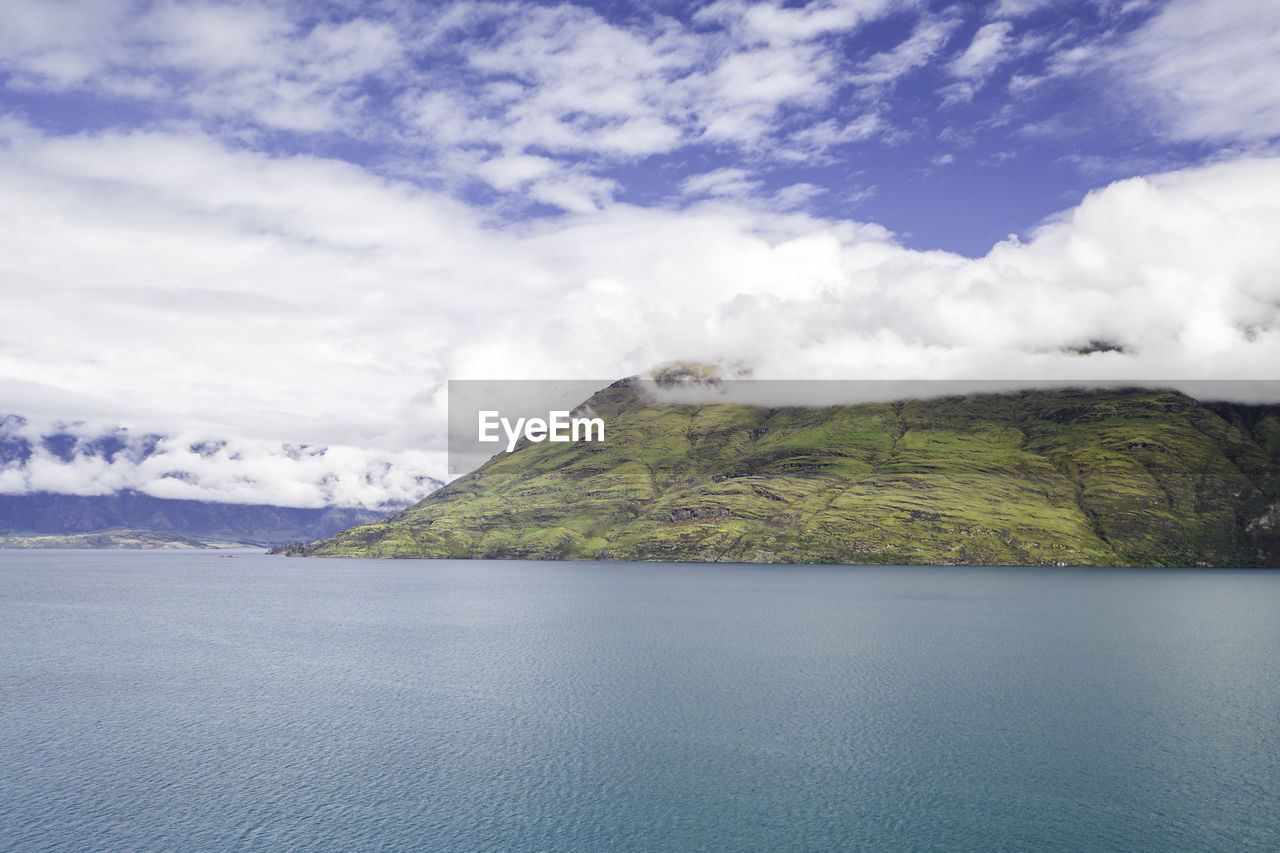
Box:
[0,415,439,509]
[2,122,1279,504]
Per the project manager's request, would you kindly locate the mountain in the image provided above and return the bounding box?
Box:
[0,529,238,549]
[0,491,390,547]
[280,379,1280,566]
[0,415,414,547]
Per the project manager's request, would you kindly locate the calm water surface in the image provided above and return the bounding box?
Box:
[2,550,1278,851]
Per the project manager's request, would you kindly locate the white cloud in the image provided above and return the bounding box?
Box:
[784,113,882,154]
[700,0,895,45]
[0,0,135,88]
[2,0,1277,515]
[455,4,695,157]
[474,154,558,191]
[0,416,439,508]
[1,0,406,133]
[940,20,1038,106]
[950,21,1015,81]
[772,183,828,209]
[440,1,871,159]
[992,0,1053,18]
[1110,0,1280,143]
[679,171,829,209]
[710,42,833,108]
[0,0,924,213]
[682,168,763,198]
[852,13,961,86]
[525,171,618,214]
[4,123,1280,504]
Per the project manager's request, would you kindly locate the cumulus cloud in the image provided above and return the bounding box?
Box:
[429,0,893,170]
[3,122,1280,503]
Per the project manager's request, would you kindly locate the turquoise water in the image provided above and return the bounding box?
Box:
[2,551,1279,851]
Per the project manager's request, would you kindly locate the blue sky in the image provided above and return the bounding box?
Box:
[2,0,1279,505]
[2,0,1264,253]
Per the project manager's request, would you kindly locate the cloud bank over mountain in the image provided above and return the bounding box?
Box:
[3,122,1279,502]
[3,0,1279,504]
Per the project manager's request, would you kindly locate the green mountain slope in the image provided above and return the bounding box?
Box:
[0,490,392,546]
[0,529,242,549]
[281,381,1280,566]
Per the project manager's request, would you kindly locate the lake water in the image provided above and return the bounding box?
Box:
[2,550,1278,851]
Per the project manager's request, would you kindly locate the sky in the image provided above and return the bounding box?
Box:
[2,0,1280,508]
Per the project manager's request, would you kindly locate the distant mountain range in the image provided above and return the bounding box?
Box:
[1,415,412,547]
[0,491,390,547]
[0,528,236,550]
[282,379,1280,566]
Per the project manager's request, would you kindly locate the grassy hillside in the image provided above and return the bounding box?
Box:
[281,381,1280,566]
[0,490,392,546]
[0,529,243,549]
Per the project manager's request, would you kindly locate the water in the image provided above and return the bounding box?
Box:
[2,551,1279,851]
